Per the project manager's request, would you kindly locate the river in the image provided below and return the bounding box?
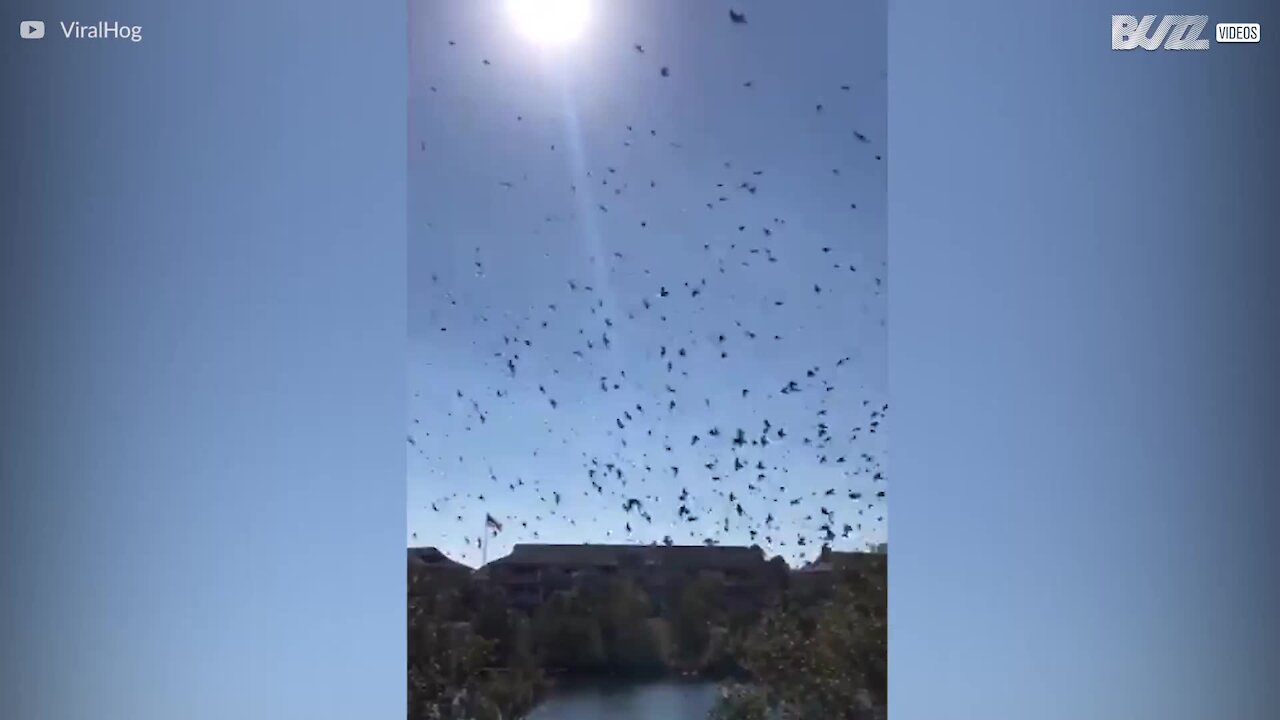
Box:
[526,679,720,720]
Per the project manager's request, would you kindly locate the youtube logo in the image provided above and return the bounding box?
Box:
[20,20,45,39]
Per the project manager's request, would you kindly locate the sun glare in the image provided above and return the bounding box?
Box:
[506,0,590,48]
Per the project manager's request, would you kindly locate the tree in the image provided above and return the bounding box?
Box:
[407,603,493,720]
[471,583,516,665]
[730,559,886,720]
[600,579,665,674]
[667,574,736,665]
[530,589,608,672]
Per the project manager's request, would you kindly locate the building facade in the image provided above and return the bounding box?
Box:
[789,545,887,600]
[408,546,472,597]
[477,543,786,613]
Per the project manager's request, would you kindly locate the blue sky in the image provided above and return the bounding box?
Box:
[408,0,886,567]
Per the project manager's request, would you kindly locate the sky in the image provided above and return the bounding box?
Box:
[408,0,887,568]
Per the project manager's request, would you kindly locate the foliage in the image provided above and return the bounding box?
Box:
[727,560,886,720]
[670,576,727,663]
[408,556,886,719]
[471,583,517,664]
[530,588,608,672]
[407,605,493,719]
[525,578,673,675]
[708,683,771,720]
[409,585,548,720]
[597,580,667,674]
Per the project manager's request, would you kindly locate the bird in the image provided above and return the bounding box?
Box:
[729,9,748,24]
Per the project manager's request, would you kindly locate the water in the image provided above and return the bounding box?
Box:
[526,679,720,720]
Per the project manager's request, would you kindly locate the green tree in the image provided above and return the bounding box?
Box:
[531,589,608,672]
[670,575,726,663]
[599,579,665,674]
[731,559,886,720]
[471,583,516,665]
[407,603,493,720]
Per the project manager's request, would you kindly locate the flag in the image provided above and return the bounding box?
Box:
[485,513,503,533]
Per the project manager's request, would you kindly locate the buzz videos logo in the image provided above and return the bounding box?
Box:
[1112,15,1260,50]
[1112,15,1210,49]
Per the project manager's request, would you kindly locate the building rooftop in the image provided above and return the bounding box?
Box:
[796,546,887,572]
[407,546,470,572]
[484,543,768,570]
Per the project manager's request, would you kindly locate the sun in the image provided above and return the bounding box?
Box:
[506,0,590,48]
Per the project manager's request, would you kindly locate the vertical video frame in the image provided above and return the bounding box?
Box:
[409,3,886,718]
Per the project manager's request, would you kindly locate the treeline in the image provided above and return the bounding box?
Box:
[408,557,885,720]
[711,559,886,720]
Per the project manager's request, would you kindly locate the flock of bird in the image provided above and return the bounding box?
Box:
[409,6,887,568]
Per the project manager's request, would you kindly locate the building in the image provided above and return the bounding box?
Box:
[408,546,472,597]
[477,543,786,613]
[789,545,887,600]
